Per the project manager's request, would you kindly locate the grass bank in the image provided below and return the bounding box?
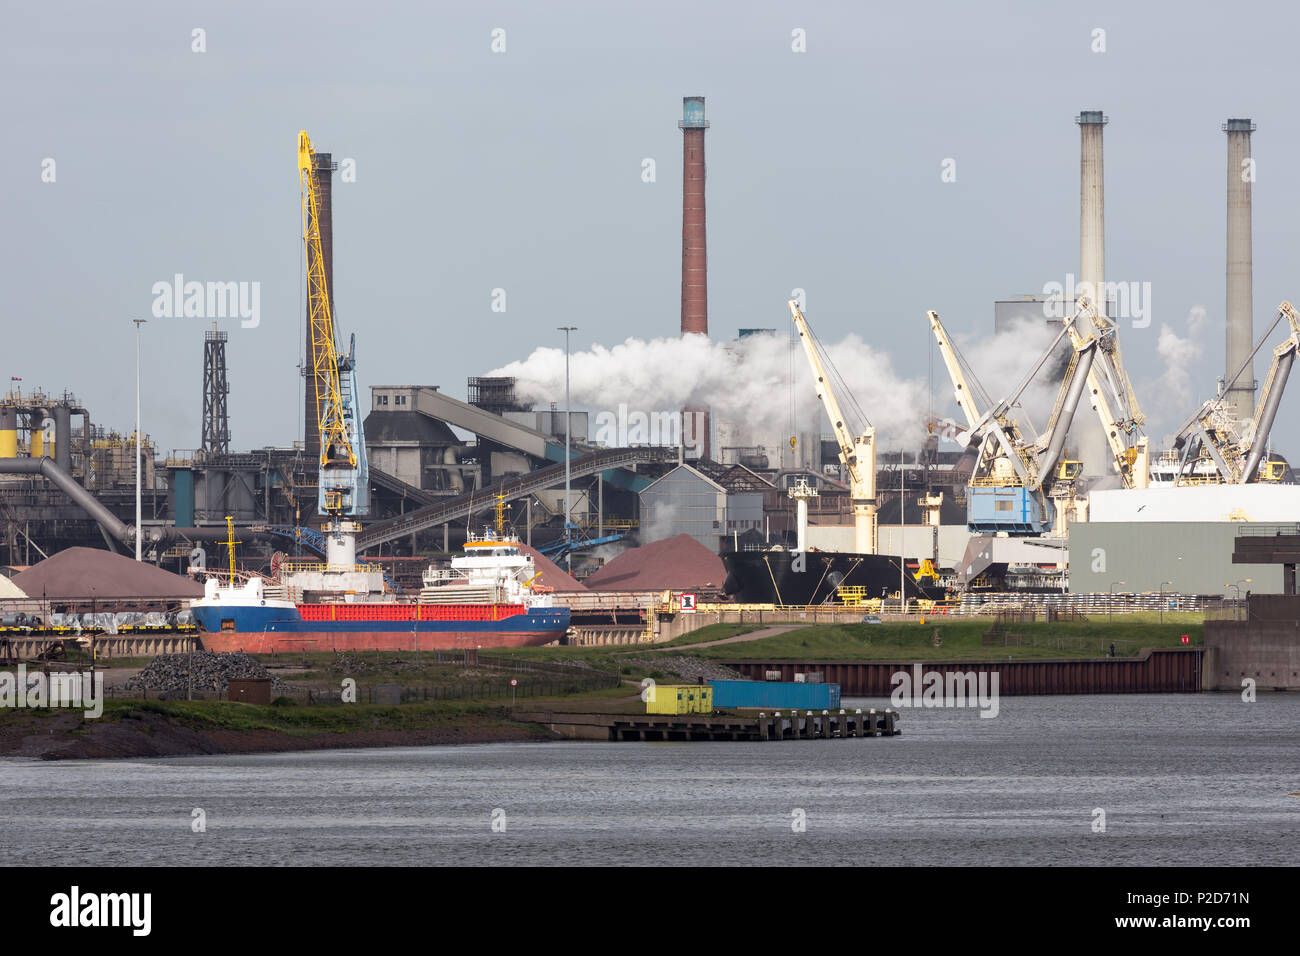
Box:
[679,617,1204,661]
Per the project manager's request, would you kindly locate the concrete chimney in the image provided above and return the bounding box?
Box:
[1224,118,1256,421]
[680,97,710,457]
[1077,111,1107,319]
[1075,111,1110,478]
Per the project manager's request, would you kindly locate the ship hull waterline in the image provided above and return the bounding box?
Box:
[191,605,570,653]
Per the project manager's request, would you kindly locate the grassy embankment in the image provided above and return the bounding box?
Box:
[679,614,1204,661]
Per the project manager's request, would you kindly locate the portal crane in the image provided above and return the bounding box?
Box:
[788,301,876,553]
[1060,297,1149,489]
[926,309,1099,534]
[299,131,369,559]
[1172,301,1299,484]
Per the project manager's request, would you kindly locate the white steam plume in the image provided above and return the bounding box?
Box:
[488,332,927,445]
[1140,305,1208,442]
[948,317,1063,440]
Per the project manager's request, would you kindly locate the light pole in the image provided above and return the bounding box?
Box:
[899,448,905,616]
[1160,580,1174,624]
[557,326,577,572]
[1227,578,1252,620]
[1108,581,1125,624]
[133,318,147,561]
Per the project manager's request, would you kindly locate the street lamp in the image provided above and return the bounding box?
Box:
[899,448,905,616]
[1226,578,1252,620]
[1108,581,1126,623]
[1159,580,1174,623]
[132,318,147,561]
[557,326,577,572]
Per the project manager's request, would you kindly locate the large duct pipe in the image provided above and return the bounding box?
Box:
[1225,118,1256,422]
[1240,347,1293,482]
[0,457,134,545]
[53,405,72,473]
[1037,342,1098,484]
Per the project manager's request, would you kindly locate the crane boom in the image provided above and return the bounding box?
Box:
[926,310,982,430]
[1063,297,1149,488]
[299,130,368,519]
[1239,301,1300,482]
[788,300,876,554]
[1171,301,1297,484]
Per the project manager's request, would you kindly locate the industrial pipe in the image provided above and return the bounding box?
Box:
[1036,342,1098,485]
[1240,348,1294,482]
[0,456,134,546]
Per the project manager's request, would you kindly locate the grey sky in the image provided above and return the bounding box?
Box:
[5,0,1299,455]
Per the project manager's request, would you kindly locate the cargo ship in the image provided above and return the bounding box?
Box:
[720,548,946,606]
[191,528,570,653]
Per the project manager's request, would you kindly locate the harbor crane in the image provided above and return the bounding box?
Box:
[299,130,369,562]
[1171,300,1300,484]
[926,308,1100,534]
[1059,296,1150,489]
[788,300,876,554]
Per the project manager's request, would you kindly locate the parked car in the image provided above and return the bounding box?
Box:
[860,614,882,624]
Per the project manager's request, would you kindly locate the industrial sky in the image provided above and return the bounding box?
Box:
[5,1,1300,456]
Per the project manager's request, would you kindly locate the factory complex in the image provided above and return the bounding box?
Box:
[4,98,1300,656]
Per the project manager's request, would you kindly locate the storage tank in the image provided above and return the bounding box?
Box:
[0,407,16,458]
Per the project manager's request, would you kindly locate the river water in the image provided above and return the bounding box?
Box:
[2,694,1296,866]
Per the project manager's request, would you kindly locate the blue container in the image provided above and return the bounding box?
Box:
[966,486,1051,534]
[710,680,840,711]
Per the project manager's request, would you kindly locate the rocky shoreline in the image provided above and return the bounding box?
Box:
[0,707,558,761]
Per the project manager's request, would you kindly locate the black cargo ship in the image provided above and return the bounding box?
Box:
[720,549,946,606]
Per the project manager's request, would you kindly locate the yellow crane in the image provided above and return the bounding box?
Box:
[298,131,355,476]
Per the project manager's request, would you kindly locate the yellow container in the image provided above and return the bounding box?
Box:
[645,684,714,715]
[0,429,16,458]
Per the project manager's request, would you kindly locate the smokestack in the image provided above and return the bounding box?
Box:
[680,96,708,335]
[1075,110,1110,478]
[304,150,335,468]
[1224,118,1256,421]
[680,96,710,457]
[1077,111,1107,318]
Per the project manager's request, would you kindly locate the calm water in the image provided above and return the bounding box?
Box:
[2,694,1296,866]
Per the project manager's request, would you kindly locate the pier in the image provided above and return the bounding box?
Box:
[513,708,899,742]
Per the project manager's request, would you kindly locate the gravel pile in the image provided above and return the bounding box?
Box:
[583,534,726,591]
[125,651,287,694]
[623,655,744,683]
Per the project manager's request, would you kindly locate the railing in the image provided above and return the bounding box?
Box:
[1237,523,1300,537]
